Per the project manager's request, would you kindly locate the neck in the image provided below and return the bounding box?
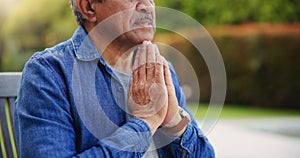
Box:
[85,24,139,74]
[87,29,136,73]
[102,41,135,74]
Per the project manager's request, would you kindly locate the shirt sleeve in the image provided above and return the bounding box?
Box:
[14,57,152,158]
[157,63,215,158]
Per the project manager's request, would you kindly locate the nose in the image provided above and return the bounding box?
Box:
[136,0,154,14]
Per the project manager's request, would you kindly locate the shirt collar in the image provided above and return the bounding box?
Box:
[71,26,107,65]
[71,26,114,75]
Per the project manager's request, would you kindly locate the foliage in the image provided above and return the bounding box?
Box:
[1,0,299,71]
[1,0,77,71]
[1,0,299,108]
[155,24,300,108]
[155,0,300,25]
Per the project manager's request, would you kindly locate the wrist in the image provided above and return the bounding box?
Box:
[161,107,190,137]
[163,109,182,128]
[140,117,160,135]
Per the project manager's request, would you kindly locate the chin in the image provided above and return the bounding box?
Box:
[134,31,155,43]
[122,28,155,45]
[139,35,154,42]
[131,37,153,45]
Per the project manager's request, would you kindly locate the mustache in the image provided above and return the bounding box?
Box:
[134,14,154,24]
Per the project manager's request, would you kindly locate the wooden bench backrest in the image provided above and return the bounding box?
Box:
[0,72,21,158]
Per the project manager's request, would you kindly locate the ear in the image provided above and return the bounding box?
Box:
[76,0,97,23]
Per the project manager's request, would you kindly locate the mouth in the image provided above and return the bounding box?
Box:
[134,19,154,28]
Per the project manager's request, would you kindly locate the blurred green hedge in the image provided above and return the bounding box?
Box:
[155,0,300,25]
[155,23,300,109]
[1,0,299,108]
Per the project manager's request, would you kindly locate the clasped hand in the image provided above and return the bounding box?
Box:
[128,41,180,134]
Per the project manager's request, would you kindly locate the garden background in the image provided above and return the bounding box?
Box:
[1,0,300,110]
[2,1,300,157]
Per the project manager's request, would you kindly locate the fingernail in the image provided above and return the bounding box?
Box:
[143,41,152,45]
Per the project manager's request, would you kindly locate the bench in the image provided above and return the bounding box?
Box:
[0,72,21,158]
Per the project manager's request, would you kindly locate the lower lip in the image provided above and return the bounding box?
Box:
[134,22,153,28]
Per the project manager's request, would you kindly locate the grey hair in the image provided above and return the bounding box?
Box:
[70,0,103,26]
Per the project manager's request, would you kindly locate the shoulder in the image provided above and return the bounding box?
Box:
[28,39,74,64]
[22,39,75,90]
[24,38,76,73]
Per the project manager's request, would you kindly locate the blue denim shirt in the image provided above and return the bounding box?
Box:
[14,26,215,158]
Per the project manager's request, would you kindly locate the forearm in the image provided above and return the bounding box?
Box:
[16,116,152,158]
[161,122,215,158]
[76,118,152,158]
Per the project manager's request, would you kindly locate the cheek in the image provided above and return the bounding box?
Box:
[123,17,133,32]
[123,11,136,31]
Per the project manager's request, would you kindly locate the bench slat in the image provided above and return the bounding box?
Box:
[0,73,22,97]
[0,73,20,157]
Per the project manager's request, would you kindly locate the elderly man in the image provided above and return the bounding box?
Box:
[14,0,214,157]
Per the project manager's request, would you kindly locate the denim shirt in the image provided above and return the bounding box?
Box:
[14,26,215,158]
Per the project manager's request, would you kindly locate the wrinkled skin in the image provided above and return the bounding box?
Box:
[128,41,180,132]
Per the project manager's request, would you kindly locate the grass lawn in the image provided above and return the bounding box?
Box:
[187,103,300,119]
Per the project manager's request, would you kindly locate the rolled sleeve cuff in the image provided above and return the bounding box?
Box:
[127,117,152,133]
[99,117,152,153]
[124,117,153,152]
[173,122,203,154]
[172,122,214,157]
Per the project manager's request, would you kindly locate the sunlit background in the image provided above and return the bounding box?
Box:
[0,0,300,157]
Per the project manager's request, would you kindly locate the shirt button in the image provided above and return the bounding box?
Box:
[118,87,123,92]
